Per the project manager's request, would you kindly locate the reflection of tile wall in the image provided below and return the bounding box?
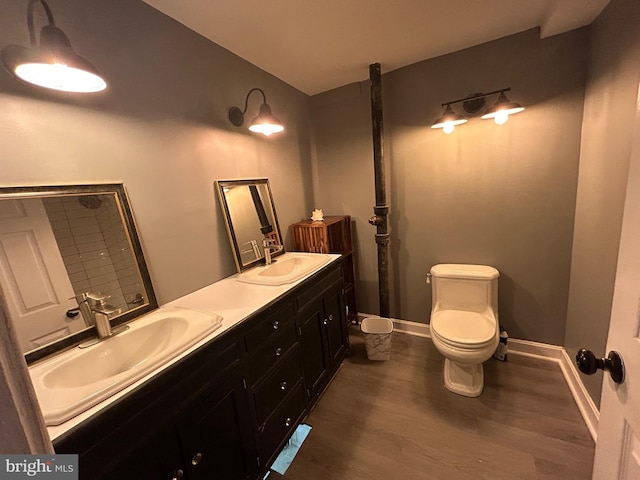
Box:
[43,196,141,314]
[96,199,143,308]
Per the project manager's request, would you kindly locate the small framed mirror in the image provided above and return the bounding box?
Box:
[0,184,157,363]
[215,179,284,272]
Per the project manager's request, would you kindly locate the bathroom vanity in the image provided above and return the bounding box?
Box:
[52,257,349,480]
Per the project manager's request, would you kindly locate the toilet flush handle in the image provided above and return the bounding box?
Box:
[426,273,432,284]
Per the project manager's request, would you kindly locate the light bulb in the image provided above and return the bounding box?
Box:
[15,62,106,93]
[494,110,509,125]
[443,123,455,134]
[248,123,284,136]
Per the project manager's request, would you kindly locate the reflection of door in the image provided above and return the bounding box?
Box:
[0,198,82,352]
[591,100,640,478]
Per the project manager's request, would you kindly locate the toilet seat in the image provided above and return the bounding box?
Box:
[431,310,496,349]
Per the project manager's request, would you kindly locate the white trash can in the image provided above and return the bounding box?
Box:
[360,317,393,361]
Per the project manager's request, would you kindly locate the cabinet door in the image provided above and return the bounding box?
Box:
[176,367,256,480]
[323,281,348,367]
[297,299,329,401]
[100,430,184,480]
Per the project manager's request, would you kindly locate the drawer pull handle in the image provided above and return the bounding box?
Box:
[285,417,292,428]
[275,347,283,357]
[191,452,203,466]
[172,469,184,480]
[280,381,287,391]
[272,320,279,330]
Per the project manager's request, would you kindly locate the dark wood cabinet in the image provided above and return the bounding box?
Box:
[323,280,348,366]
[295,267,348,405]
[243,300,305,470]
[291,215,358,324]
[176,366,255,480]
[298,299,330,400]
[54,261,349,480]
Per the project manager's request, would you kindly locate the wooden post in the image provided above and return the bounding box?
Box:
[367,63,390,318]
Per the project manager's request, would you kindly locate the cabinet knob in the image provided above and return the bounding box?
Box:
[191,452,203,466]
[285,417,292,428]
[275,347,283,357]
[322,319,328,326]
[272,320,279,330]
[172,469,184,480]
[328,314,333,321]
[280,381,287,391]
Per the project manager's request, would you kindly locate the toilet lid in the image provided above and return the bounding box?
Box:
[431,311,496,346]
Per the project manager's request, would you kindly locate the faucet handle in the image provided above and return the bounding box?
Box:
[85,292,111,305]
[262,238,277,247]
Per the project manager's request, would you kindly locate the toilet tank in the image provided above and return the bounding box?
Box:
[430,264,499,314]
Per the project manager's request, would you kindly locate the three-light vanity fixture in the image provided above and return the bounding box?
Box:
[1,0,107,93]
[431,88,524,134]
[229,87,285,136]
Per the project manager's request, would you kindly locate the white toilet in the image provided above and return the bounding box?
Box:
[429,264,500,397]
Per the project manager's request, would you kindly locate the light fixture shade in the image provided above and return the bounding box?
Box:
[2,8,106,93]
[230,88,285,136]
[431,105,468,130]
[248,103,285,136]
[481,92,524,120]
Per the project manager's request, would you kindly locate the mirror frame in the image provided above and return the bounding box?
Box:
[215,179,284,272]
[0,184,158,364]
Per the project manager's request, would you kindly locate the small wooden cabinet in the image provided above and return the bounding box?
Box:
[291,215,357,325]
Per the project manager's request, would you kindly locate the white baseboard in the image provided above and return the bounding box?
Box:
[558,348,600,441]
[509,339,599,442]
[358,313,599,442]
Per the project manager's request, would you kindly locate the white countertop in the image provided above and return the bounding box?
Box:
[45,253,341,441]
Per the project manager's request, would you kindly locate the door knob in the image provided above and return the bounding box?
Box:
[576,348,625,384]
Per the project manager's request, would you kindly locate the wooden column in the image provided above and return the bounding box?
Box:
[367,63,390,318]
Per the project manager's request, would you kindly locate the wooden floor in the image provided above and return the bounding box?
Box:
[270,327,595,480]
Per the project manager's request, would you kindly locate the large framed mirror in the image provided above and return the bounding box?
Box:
[0,184,157,363]
[215,179,284,272]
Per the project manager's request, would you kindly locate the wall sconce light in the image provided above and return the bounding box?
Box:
[228,88,285,136]
[431,104,467,135]
[431,88,524,134]
[1,0,107,93]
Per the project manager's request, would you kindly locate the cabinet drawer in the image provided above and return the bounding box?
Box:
[248,324,297,384]
[245,302,295,353]
[257,384,306,464]
[253,350,303,425]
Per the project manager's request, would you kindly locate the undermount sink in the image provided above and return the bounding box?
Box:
[236,252,332,286]
[29,307,223,426]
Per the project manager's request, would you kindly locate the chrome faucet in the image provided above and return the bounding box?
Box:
[76,292,122,340]
[262,238,283,265]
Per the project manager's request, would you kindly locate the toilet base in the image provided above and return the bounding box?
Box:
[443,358,484,397]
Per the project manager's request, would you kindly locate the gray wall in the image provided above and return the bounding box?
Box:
[0,0,313,305]
[311,28,588,345]
[564,0,640,408]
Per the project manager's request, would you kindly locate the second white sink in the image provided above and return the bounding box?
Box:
[30,307,223,426]
[236,252,332,286]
